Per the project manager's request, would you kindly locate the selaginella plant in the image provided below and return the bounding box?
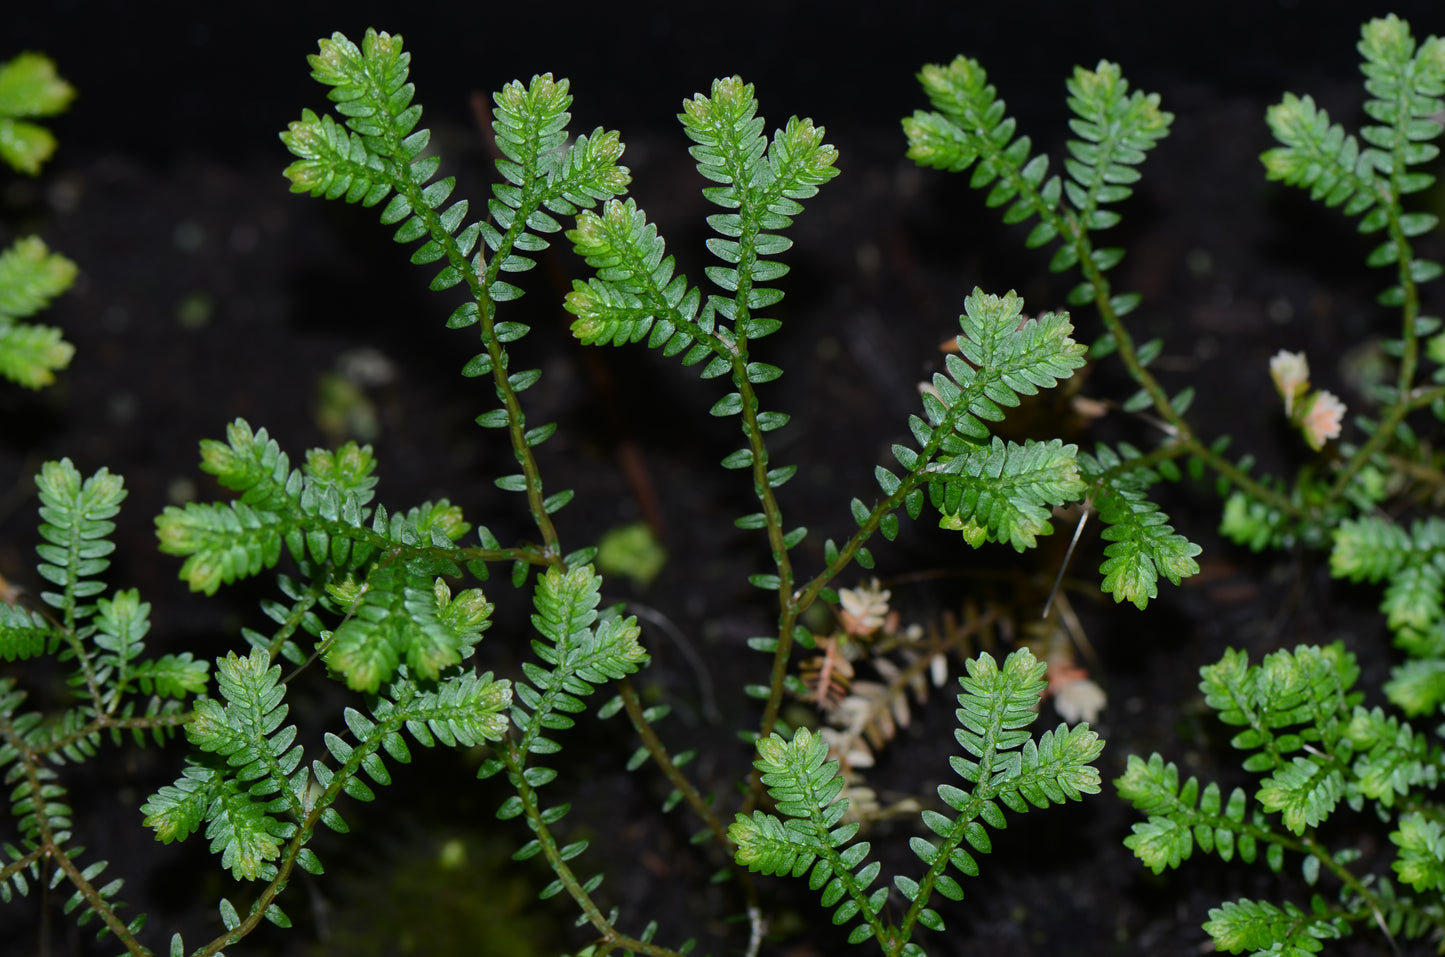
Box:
[900,12,1445,953]
[0,25,1132,957]
[0,50,77,389]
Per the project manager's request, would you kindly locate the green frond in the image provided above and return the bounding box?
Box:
[680,76,838,336]
[0,52,75,175]
[158,420,471,597]
[284,30,476,295]
[141,762,221,845]
[1062,60,1172,234]
[1256,756,1345,835]
[508,566,647,758]
[530,565,648,687]
[379,669,512,749]
[904,54,1167,282]
[1261,93,1378,214]
[1263,17,1445,308]
[155,499,288,596]
[1385,658,1445,717]
[1330,515,1412,582]
[89,588,206,711]
[1343,706,1439,808]
[1381,557,1444,633]
[531,563,604,650]
[186,650,301,795]
[1199,644,1359,774]
[304,437,380,503]
[951,647,1049,772]
[478,74,629,303]
[1116,752,1260,873]
[203,773,289,881]
[1203,898,1342,956]
[903,55,1057,243]
[564,198,709,358]
[279,109,390,205]
[917,290,1087,450]
[1391,812,1445,893]
[153,650,304,880]
[1081,447,1200,608]
[728,809,820,878]
[34,459,125,625]
[0,235,77,323]
[324,564,493,693]
[305,673,508,843]
[932,436,1086,551]
[1356,16,1445,186]
[730,726,887,942]
[0,318,73,389]
[131,653,209,701]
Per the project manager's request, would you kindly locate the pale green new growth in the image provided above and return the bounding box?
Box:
[0,52,74,175]
[0,52,77,388]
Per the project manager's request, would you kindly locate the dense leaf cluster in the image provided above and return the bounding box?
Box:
[1120,643,1445,953]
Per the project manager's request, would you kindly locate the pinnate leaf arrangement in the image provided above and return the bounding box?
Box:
[906,13,1445,954]
[1,12,1443,957]
[0,51,77,389]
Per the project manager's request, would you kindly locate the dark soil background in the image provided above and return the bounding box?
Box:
[4,2,1445,955]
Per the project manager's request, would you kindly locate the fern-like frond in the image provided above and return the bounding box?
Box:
[1331,517,1445,712]
[1264,16,1445,310]
[831,289,1087,583]
[34,460,125,627]
[313,669,511,840]
[729,726,889,945]
[1202,898,1344,956]
[324,566,493,693]
[156,419,475,600]
[1081,444,1201,609]
[183,649,303,859]
[1391,812,1445,893]
[1199,644,1359,772]
[935,290,1088,441]
[1261,93,1377,214]
[564,198,710,358]
[1116,752,1263,873]
[1345,706,1441,808]
[1331,515,1414,582]
[0,315,73,389]
[0,235,77,324]
[735,650,1101,951]
[680,76,838,343]
[516,565,648,755]
[0,52,76,176]
[89,588,206,712]
[1062,61,1172,233]
[141,762,221,846]
[904,57,1167,316]
[482,75,630,299]
[931,437,1086,551]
